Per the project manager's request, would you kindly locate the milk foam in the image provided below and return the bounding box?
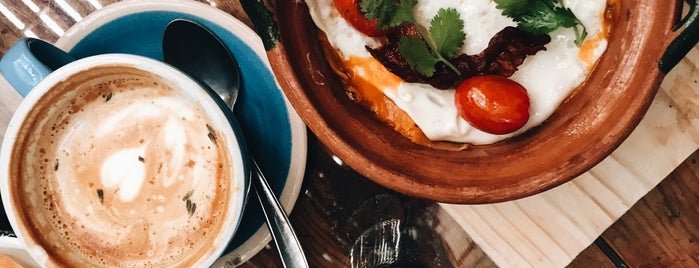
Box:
[10,66,233,267]
[100,147,146,201]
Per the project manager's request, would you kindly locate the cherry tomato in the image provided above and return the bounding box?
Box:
[455,75,530,135]
[333,0,387,37]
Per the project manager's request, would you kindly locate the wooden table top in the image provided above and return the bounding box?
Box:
[0,0,697,267]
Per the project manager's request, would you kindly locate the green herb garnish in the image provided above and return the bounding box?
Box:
[182,190,193,201]
[360,0,465,77]
[103,92,113,102]
[183,190,196,217]
[494,0,588,46]
[97,189,104,204]
[206,124,217,144]
[185,199,196,217]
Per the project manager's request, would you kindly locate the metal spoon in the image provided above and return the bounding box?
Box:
[162,19,308,268]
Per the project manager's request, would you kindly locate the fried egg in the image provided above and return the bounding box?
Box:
[306,0,610,145]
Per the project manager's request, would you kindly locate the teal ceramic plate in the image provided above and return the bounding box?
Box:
[55,0,307,264]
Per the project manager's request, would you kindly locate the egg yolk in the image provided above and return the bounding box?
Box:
[322,37,452,146]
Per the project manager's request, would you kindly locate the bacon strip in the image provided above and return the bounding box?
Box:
[367,26,551,89]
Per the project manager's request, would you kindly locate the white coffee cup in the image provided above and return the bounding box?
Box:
[0,47,249,267]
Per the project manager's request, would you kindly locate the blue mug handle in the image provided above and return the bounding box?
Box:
[0,38,76,97]
[0,37,72,266]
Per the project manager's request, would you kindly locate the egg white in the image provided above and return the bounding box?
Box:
[307,0,608,144]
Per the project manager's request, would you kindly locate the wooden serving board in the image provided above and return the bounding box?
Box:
[441,45,699,267]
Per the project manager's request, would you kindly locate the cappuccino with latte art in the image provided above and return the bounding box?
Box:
[1,54,247,267]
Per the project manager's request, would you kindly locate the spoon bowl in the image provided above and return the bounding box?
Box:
[162,20,240,107]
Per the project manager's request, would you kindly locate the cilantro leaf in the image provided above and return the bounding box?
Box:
[494,0,588,46]
[398,36,440,77]
[430,8,465,58]
[494,0,533,18]
[517,1,566,33]
[360,0,417,30]
[360,0,463,77]
[359,0,396,26]
[394,0,418,25]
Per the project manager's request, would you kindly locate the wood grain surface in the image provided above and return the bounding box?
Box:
[441,43,699,267]
[570,150,699,267]
[0,1,697,267]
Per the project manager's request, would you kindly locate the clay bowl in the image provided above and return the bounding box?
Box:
[244,0,699,203]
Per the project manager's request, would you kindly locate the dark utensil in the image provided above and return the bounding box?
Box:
[162,19,308,268]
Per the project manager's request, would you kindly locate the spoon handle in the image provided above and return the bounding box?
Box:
[252,159,309,268]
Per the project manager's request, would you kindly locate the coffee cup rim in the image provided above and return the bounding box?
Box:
[0,53,249,267]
